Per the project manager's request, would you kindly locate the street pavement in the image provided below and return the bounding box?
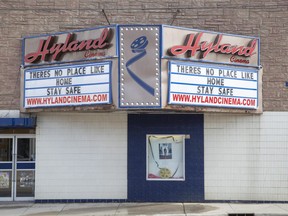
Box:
[1,202,288,216]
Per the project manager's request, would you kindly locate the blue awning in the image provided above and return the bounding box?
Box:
[0,118,36,128]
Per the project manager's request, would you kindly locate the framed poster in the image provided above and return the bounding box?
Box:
[146,135,185,181]
[0,172,9,189]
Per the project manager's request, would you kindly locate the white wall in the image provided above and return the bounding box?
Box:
[0,110,20,118]
[35,112,127,200]
[36,111,288,201]
[205,112,288,201]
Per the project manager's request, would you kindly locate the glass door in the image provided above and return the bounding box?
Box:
[0,135,36,201]
[0,137,13,201]
[15,137,36,201]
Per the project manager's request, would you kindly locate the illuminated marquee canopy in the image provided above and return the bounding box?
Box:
[21,25,261,112]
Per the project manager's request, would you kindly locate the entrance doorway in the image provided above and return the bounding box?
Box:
[0,135,36,201]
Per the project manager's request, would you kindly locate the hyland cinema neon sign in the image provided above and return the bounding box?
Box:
[23,27,114,65]
[167,32,258,65]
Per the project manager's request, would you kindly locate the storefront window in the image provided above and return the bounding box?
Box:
[0,139,12,161]
[16,170,35,197]
[17,138,36,161]
[146,135,185,181]
[0,171,12,197]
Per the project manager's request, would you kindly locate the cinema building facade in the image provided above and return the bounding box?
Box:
[0,23,287,203]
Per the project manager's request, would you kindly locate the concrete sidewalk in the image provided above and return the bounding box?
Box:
[1,202,288,216]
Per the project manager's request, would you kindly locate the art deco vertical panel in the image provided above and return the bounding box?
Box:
[119,26,161,108]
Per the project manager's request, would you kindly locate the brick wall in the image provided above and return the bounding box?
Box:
[0,0,287,110]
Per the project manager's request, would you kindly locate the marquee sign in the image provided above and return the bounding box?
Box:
[22,26,117,66]
[21,25,261,112]
[163,26,260,67]
[24,62,112,108]
[168,61,258,109]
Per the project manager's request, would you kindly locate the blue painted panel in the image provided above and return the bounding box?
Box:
[128,114,204,202]
[0,118,36,128]
[17,163,35,169]
[0,163,12,169]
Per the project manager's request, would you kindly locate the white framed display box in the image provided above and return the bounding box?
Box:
[146,135,185,181]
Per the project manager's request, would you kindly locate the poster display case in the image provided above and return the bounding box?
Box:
[146,135,185,181]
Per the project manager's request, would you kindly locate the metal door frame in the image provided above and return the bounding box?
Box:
[0,134,36,201]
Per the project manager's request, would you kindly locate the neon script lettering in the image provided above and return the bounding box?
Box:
[25,28,111,63]
[168,32,257,59]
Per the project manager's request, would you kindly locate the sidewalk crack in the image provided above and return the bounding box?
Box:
[182,202,187,216]
[114,202,121,216]
[56,204,66,215]
[20,203,34,216]
[276,204,288,214]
